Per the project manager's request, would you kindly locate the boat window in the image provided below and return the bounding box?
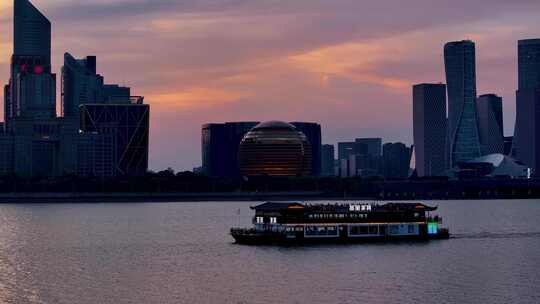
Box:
[408,225,415,233]
[270,217,277,224]
[256,217,264,224]
[369,226,378,234]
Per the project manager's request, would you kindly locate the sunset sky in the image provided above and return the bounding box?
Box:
[1,0,539,171]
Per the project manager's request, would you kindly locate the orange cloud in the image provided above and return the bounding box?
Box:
[289,41,411,90]
[147,87,250,110]
[0,2,11,14]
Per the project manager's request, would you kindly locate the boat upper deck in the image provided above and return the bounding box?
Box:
[250,202,439,224]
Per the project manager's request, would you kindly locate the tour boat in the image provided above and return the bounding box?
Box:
[231,202,450,245]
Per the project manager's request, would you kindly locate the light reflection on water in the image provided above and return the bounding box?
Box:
[0,200,539,304]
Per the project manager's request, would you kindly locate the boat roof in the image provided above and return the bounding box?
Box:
[250,202,305,211]
[251,202,437,212]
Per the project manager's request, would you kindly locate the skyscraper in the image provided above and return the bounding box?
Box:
[355,138,382,175]
[80,98,150,176]
[321,144,335,176]
[355,138,382,157]
[444,40,481,167]
[61,53,104,118]
[476,94,504,155]
[382,142,412,179]
[14,0,51,62]
[290,122,322,176]
[518,39,540,90]
[337,142,357,177]
[202,122,259,177]
[413,83,447,177]
[9,0,55,125]
[514,39,540,175]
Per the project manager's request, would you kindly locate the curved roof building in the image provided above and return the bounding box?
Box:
[453,153,531,178]
[239,121,312,177]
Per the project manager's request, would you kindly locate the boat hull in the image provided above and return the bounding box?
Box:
[231,230,449,245]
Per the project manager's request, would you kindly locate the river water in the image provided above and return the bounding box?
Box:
[0,200,539,304]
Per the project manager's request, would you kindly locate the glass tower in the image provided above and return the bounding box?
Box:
[413,83,447,177]
[514,39,540,175]
[444,40,481,167]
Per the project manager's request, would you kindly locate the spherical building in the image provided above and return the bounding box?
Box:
[239,121,313,176]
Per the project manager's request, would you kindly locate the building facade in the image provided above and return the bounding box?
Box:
[514,39,540,175]
[476,94,504,155]
[444,40,481,167]
[201,122,259,177]
[413,83,447,177]
[355,138,382,158]
[382,142,411,179]
[80,100,150,177]
[290,122,322,176]
[321,144,335,176]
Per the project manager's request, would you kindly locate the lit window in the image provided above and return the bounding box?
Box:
[256,217,264,224]
[270,217,277,224]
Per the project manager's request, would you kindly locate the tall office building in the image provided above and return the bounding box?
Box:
[337,142,356,177]
[337,140,381,177]
[413,83,447,177]
[202,122,259,177]
[321,144,335,176]
[62,53,104,118]
[514,39,540,175]
[8,0,55,126]
[14,0,51,62]
[382,142,411,179]
[290,122,322,176]
[444,40,481,167]
[80,98,150,177]
[518,39,540,90]
[355,138,382,175]
[355,138,382,157]
[476,94,504,155]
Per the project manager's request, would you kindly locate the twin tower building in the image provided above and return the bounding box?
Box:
[1,0,150,177]
[413,39,540,177]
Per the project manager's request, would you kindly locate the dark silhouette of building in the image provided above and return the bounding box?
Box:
[518,39,540,90]
[321,144,335,176]
[476,94,504,155]
[413,83,447,177]
[337,139,382,177]
[290,122,322,176]
[355,138,382,158]
[239,121,312,177]
[201,122,258,177]
[0,0,150,178]
[382,142,412,179]
[80,98,149,176]
[337,142,357,177]
[514,39,540,175]
[61,53,103,118]
[445,40,481,167]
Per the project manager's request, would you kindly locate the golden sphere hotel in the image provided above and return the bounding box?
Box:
[239,121,313,177]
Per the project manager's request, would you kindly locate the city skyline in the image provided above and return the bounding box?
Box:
[1,0,540,171]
